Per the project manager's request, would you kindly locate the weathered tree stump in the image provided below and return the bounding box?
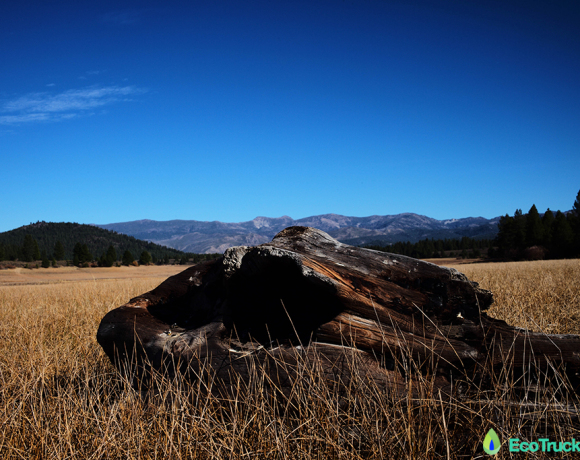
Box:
[97,226,580,396]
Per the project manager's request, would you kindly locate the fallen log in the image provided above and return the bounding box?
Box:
[97,226,580,396]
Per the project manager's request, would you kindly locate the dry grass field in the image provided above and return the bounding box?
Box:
[447,259,580,335]
[0,259,579,459]
[0,265,186,286]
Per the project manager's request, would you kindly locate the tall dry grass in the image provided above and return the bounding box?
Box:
[449,259,580,334]
[0,261,579,459]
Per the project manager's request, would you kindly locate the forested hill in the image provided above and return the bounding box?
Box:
[0,221,185,262]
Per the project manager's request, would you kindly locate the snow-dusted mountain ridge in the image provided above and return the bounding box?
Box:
[97,213,500,254]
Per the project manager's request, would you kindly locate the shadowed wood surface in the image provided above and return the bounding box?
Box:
[97,226,580,395]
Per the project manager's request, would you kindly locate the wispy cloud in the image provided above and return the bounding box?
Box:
[79,70,106,80]
[0,85,146,125]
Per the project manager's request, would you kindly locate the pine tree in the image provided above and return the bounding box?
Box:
[73,243,83,266]
[122,250,134,266]
[571,189,580,256]
[541,209,554,247]
[139,251,152,265]
[32,239,41,261]
[54,241,65,260]
[525,204,543,247]
[552,211,573,258]
[513,209,526,250]
[81,244,92,263]
[22,235,37,262]
[495,214,515,256]
[73,242,93,265]
[573,189,580,218]
[106,245,117,264]
[99,245,117,267]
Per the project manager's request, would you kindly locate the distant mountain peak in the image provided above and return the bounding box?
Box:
[251,215,294,229]
[97,212,500,254]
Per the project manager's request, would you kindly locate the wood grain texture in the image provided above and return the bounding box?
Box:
[97,226,580,395]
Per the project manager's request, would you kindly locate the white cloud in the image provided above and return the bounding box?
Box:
[80,70,106,79]
[0,85,146,125]
[0,113,49,124]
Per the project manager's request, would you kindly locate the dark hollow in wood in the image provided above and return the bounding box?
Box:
[97,226,580,396]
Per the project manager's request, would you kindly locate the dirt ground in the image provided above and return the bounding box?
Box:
[0,265,188,286]
[0,258,484,286]
[421,257,484,266]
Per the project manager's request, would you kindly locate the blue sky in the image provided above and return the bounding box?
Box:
[1,0,579,232]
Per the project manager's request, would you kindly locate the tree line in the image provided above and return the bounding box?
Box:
[0,236,220,267]
[0,222,186,261]
[365,189,580,261]
[0,222,220,267]
[365,236,492,259]
[493,189,580,260]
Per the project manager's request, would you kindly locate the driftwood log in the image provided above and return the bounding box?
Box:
[97,226,580,396]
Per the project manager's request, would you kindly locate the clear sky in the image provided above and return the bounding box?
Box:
[1,0,579,233]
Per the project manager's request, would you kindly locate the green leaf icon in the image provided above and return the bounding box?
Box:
[483,428,501,455]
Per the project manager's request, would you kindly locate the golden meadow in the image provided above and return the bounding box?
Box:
[1,260,579,459]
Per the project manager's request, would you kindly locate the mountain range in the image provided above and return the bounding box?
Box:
[97,213,501,254]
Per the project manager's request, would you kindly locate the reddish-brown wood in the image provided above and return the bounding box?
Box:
[97,226,580,395]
